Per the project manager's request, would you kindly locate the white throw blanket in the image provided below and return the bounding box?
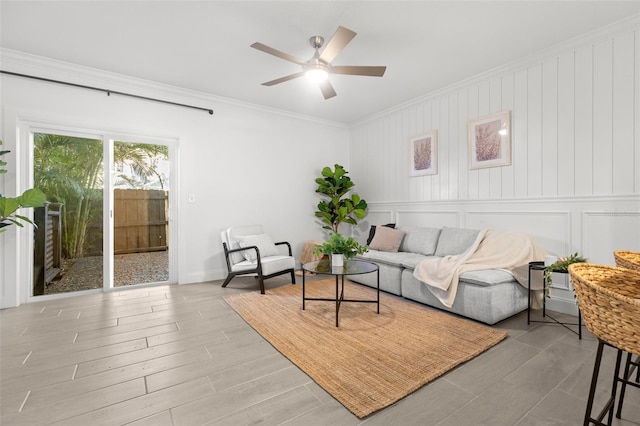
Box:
[413,228,547,308]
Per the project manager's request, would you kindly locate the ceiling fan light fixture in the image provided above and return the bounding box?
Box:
[305,65,329,83]
[251,26,386,99]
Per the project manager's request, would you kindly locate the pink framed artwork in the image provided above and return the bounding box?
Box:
[409,130,438,177]
[468,111,511,170]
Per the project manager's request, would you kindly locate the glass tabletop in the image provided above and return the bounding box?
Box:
[303,259,378,276]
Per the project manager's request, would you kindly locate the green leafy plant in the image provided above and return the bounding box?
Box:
[313,232,368,260]
[544,252,587,297]
[0,140,47,232]
[315,164,367,233]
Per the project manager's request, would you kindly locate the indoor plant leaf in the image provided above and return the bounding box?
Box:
[17,188,47,207]
[0,197,20,217]
[13,214,35,226]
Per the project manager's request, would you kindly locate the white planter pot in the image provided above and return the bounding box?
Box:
[331,254,344,267]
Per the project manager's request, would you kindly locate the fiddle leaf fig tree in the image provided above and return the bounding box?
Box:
[315,164,367,233]
[0,140,47,232]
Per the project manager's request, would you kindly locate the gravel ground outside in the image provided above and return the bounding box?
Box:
[45,251,169,295]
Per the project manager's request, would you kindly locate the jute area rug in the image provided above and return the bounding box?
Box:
[223,279,507,418]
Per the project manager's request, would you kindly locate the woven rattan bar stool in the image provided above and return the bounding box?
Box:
[568,263,640,426]
[614,250,640,272]
[613,250,640,412]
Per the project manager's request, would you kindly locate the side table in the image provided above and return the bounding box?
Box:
[528,261,583,339]
[302,259,379,327]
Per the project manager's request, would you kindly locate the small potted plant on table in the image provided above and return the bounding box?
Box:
[313,232,368,267]
[544,252,587,297]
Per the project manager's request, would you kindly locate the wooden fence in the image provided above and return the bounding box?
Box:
[32,191,168,293]
[114,189,168,254]
[46,189,169,259]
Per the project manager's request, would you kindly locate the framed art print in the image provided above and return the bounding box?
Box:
[409,130,438,177]
[468,111,511,170]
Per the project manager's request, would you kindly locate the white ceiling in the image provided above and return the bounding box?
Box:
[1,1,639,124]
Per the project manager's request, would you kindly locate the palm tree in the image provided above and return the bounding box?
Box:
[114,142,168,189]
[35,134,103,257]
[34,134,168,258]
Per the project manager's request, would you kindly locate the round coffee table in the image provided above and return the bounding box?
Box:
[302,258,380,327]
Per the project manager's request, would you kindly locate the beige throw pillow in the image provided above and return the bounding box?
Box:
[369,226,406,252]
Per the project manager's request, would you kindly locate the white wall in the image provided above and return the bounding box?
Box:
[349,19,640,314]
[0,50,349,308]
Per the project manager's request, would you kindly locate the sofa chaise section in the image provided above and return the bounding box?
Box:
[400,268,528,325]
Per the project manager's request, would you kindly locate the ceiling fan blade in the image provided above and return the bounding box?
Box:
[319,80,337,100]
[331,66,387,77]
[250,42,306,66]
[319,26,356,63]
[262,72,305,86]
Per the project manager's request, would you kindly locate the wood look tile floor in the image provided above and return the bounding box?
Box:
[1,276,638,426]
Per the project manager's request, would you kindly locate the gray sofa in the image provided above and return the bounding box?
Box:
[350,225,529,325]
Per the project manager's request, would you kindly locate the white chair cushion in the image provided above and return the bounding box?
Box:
[231,255,295,275]
[236,233,279,261]
[224,225,265,265]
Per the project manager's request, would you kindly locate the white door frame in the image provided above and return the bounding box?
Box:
[12,118,178,304]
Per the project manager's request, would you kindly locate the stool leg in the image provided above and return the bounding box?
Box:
[584,340,605,426]
[606,349,622,425]
[616,352,640,419]
[616,352,632,419]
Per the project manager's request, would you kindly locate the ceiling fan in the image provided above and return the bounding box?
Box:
[250,26,386,100]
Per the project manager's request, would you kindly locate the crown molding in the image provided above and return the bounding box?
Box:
[0,48,348,129]
[352,14,640,127]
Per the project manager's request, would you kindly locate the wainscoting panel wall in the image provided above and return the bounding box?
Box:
[582,211,640,265]
[364,210,395,225]
[464,211,571,256]
[349,19,639,205]
[396,211,460,228]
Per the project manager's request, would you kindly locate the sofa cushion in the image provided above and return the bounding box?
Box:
[435,227,480,256]
[398,226,441,256]
[366,223,396,245]
[236,233,279,261]
[369,226,406,252]
[399,254,440,270]
[358,250,423,268]
[458,269,515,286]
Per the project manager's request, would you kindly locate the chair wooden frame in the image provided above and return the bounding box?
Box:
[222,240,296,294]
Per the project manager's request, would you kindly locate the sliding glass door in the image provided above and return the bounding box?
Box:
[31,131,173,296]
[113,141,170,287]
[33,133,104,295]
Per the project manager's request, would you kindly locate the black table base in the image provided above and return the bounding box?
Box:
[528,261,583,339]
[302,259,380,327]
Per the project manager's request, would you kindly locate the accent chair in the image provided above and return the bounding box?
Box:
[220,225,296,294]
